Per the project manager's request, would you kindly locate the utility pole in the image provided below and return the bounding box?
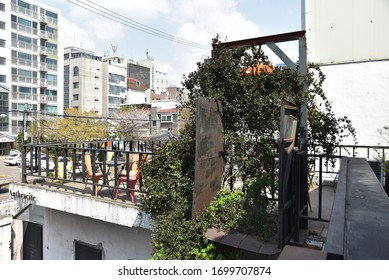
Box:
[21,103,29,183]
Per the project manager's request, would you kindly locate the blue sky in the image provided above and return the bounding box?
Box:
[38,0,301,85]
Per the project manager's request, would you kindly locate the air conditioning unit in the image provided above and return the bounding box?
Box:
[40,95,47,103]
[40,14,47,22]
[39,32,47,39]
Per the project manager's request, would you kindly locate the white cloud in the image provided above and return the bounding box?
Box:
[46,0,264,84]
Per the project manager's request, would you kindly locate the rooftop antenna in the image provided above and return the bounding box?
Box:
[111,44,118,56]
[146,49,149,59]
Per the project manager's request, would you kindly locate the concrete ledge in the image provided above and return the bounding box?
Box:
[9,183,151,229]
[325,157,389,259]
[324,157,347,259]
[278,245,327,260]
[206,228,281,256]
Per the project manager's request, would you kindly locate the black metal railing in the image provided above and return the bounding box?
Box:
[20,139,162,204]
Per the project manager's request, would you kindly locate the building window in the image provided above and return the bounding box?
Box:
[0,39,5,48]
[74,241,102,260]
[0,75,6,83]
[94,98,99,101]
[73,94,79,101]
[136,81,140,87]
[0,57,5,66]
[73,82,79,89]
[0,3,5,12]
[161,115,173,123]
[0,21,5,30]
[73,66,79,76]
[152,120,157,127]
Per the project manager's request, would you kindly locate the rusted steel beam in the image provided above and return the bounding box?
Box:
[216,30,306,49]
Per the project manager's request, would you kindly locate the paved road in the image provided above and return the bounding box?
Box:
[0,156,22,201]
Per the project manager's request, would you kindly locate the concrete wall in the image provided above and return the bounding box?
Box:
[0,215,12,260]
[9,183,151,229]
[320,61,389,146]
[305,0,389,64]
[44,208,152,260]
[305,0,389,147]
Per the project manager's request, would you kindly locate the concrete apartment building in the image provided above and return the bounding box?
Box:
[0,0,63,145]
[64,47,103,114]
[64,48,128,117]
[137,55,169,94]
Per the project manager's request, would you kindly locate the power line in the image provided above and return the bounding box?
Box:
[65,0,211,50]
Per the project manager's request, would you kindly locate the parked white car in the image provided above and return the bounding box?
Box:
[4,151,21,165]
[20,152,55,171]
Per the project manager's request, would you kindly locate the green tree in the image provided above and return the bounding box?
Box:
[376,126,389,173]
[141,36,357,259]
[32,108,108,142]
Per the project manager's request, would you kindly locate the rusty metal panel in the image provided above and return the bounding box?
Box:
[278,100,299,247]
[192,97,224,218]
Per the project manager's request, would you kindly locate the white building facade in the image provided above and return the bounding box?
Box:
[304,0,389,146]
[0,0,63,137]
[102,55,127,117]
[8,183,152,260]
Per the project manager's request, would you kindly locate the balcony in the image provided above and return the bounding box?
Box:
[12,75,38,85]
[10,140,159,228]
[11,57,38,69]
[18,140,153,199]
[11,92,38,101]
[11,39,38,52]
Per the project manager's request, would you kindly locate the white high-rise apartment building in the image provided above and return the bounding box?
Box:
[0,0,63,139]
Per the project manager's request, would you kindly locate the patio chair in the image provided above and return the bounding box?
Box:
[50,159,66,186]
[114,154,146,202]
[83,154,104,196]
[116,169,139,203]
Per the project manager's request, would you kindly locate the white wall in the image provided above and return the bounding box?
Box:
[127,88,146,104]
[305,0,389,147]
[44,208,152,260]
[320,61,389,146]
[305,0,389,64]
[0,215,12,260]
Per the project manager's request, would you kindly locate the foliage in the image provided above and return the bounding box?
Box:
[16,131,23,151]
[205,189,245,232]
[140,119,196,219]
[147,188,243,260]
[376,126,389,173]
[239,176,278,240]
[31,108,108,142]
[111,107,150,138]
